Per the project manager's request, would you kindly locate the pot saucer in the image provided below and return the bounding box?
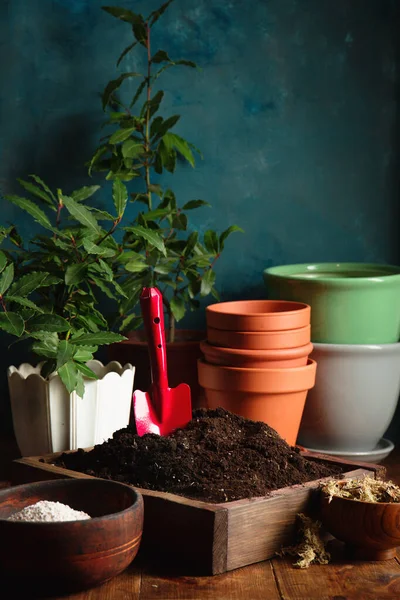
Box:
[302,438,395,463]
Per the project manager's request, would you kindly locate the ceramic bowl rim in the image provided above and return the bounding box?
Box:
[263,262,400,284]
[311,342,400,353]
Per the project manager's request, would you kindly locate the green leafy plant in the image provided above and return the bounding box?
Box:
[90,1,243,342]
[1,175,129,395]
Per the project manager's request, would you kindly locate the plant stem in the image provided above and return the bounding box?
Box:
[145,22,152,211]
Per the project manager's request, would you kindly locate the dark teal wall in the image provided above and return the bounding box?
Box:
[0,0,399,433]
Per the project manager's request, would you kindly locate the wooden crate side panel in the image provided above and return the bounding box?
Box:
[226,467,374,571]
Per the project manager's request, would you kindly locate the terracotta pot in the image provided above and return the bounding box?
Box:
[200,340,313,368]
[197,359,317,445]
[206,300,310,332]
[109,330,206,410]
[207,325,311,350]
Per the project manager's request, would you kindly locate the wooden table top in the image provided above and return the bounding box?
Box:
[1,437,400,599]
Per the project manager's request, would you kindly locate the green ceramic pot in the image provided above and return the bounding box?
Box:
[263,263,400,344]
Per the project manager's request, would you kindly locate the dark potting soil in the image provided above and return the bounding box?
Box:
[55,408,342,503]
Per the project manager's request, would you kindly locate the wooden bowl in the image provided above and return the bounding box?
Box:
[0,478,143,594]
[320,484,400,560]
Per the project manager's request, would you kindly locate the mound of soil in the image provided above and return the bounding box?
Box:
[56,408,342,503]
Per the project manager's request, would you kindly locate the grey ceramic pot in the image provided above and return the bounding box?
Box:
[297,342,400,452]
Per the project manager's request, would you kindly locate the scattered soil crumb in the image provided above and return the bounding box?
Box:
[321,476,400,504]
[278,513,330,568]
[55,408,342,503]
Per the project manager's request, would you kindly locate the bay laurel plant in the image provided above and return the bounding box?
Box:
[90,0,243,342]
[1,176,129,395]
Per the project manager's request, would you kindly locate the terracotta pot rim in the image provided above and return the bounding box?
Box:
[207,299,310,315]
[207,325,310,337]
[199,357,316,375]
[198,358,317,393]
[200,340,313,359]
[206,300,310,332]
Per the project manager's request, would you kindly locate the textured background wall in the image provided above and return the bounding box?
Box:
[0,0,399,436]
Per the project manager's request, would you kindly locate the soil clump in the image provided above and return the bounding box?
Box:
[56,408,342,503]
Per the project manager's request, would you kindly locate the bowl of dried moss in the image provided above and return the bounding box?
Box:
[320,476,400,561]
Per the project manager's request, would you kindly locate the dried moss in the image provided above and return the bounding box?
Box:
[321,476,400,504]
[278,513,330,569]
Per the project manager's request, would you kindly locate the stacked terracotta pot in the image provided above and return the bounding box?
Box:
[198,300,316,445]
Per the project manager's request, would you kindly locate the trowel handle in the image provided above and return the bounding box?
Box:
[140,287,169,390]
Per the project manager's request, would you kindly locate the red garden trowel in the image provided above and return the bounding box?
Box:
[133,287,192,436]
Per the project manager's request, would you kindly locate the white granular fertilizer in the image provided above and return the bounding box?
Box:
[7,500,91,522]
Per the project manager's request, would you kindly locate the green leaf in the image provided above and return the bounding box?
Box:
[57,340,75,369]
[62,195,101,234]
[102,72,142,109]
[70,185,100,203]
[182,200,211,210]
[204,230,219,254]
[31,335,59,359]
[0,312,24,336]
[58,361,79,394]
[73,347,96,363]
[65,263,88,286]
[17,178,54,208]
[200,269,216,296]
[72,332,126,346]
[83,239,116,257]
[9,272,50,296]
[125,260,147,273]
[144,90,164,119]
[76,363,99,380]
[219,225,244,249]
[151,115,180,139]
[117,40,138,67]
[183,231,198,256]
[29,174,56,202]
[29,314,70,333]
[158,139,176,173]
[88,145,108,176]
[121,139,143,159]
[102,6,143,23]
[126,225,166,255]
[153,263,172,275]
[174,59,197,68]
[109,127,137,145]
[170,296,186,322]
[148,184,164,197]
[112,179,128,217]
[0,252,7,274]
[120,313,142,332]
[151,49,171,64]
[162,132,195,167]
[89,275,116,299]
[6,295,44,313]
[90,208,115,221]
[6,195,53,231]
[149,0,174,25]
[130,79,147,108]
[0,263,14,295]
[141,208,171,221]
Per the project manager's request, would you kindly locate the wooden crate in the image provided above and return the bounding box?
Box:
[12,451,385,575]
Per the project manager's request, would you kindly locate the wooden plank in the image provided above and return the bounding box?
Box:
[49,563,142,600]
[272,541,400,600]
[139,561,281,600]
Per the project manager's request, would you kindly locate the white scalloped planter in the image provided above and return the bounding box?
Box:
[8,360,135,457]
